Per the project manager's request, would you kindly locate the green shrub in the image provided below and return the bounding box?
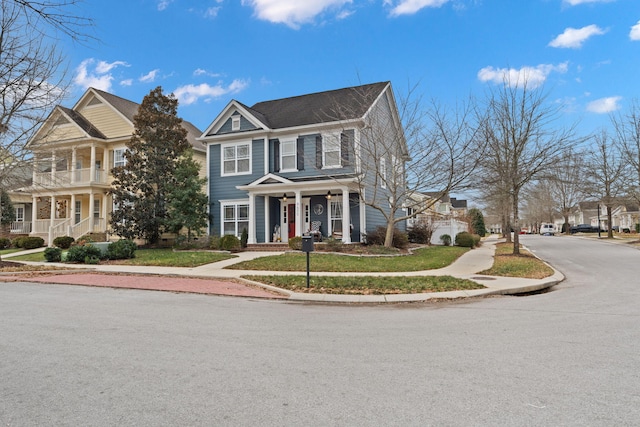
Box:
[472,234,482,247]
[455,232,475,248]
[84,255,100,264]
[66,244,102,263]
[209,235,221,250]
[12,236,27,248]
[365,226,409,249]
[21,236,45,249]
[288,236,302,250]
[107,239,137,260]
[0,237,10,249]
[324,237,343,252]
[219,234,241,251]
[53,236,75,249]
[440,234,451,246]
[44,247,62,262]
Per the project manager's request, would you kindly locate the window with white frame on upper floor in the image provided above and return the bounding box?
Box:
[114,148,127,168]
[323,134,341,168]
[222,142,251,176]
[280,140,297,171]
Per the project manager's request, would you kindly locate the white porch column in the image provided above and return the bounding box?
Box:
[342,187,351,243]
[70,194,76,224]
[49,195,56,227]
[89,192,95,231]
[71,148,77,184]
[264,196,270,242]
[295,191,302,237]
[102,149,109,183]
[89,144,96,183]
[102,193,108,229]
[248,193,256,244]
[31,196,37,228]
[50,151,56,181]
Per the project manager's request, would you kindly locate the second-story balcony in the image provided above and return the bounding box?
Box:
[33,168,108,189]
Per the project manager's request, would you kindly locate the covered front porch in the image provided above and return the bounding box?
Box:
[234,174,363,245]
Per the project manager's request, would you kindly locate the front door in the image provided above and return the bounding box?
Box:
[287,204,295,238]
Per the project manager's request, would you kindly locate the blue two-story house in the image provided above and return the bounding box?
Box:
[199,81,408,244]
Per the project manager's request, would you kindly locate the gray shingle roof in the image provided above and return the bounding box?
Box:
[59,106,106,139]
[249,82,389,129]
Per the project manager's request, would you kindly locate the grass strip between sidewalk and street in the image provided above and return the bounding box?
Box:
[479,242,554,279]
[227,245,469,272]
[243,275,485,295]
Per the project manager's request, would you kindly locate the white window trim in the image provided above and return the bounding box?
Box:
[221,141,252,177]
[14,204,25,222]
[231,116,241,131]
[323,133,341,169]
[329,197,343,236]
[220,199,250,238]
[113,148,127,168]
[280,139,297,172]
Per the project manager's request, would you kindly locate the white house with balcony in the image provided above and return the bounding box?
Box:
[25,87,204,244]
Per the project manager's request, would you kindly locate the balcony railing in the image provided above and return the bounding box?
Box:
[33,168,107,188]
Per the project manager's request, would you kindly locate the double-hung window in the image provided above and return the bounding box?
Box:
[222,143,251,176]
[280,140,296,171]
[114,148,127,168]
[222,202,249,237]
[323,135,340,168]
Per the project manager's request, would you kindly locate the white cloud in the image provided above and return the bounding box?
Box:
[157,0,172,11]
[174,80,250,105]
[586,96,622,113]
[205,7,221,18]
[241,0,352,28]
[549,25,606,48]
[477,62,568,88]
[386,0,449,17]
[139,69,160,83]
[193,68,221,78]
[630,20,640,41]
[73,58,129,91]
[120,79,133,87]
[563,0,614,5]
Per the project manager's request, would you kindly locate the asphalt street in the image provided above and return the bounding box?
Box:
[1,235,638,426]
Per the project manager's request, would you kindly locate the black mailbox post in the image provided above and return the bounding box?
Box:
[301,236,314,288]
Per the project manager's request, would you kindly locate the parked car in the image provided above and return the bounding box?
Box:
[540,224,555,235]
[570,224,599,234]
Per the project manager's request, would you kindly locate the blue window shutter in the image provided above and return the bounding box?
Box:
[271,139,280,172]
[315,135,323,169]
[297,137,305,171]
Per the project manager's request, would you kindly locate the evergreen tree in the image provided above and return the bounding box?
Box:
[1,189,15,225]
[110,87,189,244]
[166,149,208,242]
[468,207,487,236]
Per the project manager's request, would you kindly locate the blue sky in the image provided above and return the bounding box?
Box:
[63,0,640,135]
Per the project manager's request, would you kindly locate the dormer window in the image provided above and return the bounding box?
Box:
[231,116,240,131]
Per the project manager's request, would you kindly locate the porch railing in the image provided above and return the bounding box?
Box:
[10,221,32,234]
[33,168,107,188]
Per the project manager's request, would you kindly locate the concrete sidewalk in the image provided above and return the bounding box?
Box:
[1,236,563,303]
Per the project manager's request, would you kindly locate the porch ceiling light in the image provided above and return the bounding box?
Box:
[326,190,332,200]
[283,193,287,202]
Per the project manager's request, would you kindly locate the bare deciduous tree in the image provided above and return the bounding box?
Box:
[0,0,92,188]
[612,99,640,205]
[545,150,586,233]
[344,84,485,247]
[585,130,628,238]
[479,76,575,254]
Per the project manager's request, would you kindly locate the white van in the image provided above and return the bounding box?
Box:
[540,224,555,235]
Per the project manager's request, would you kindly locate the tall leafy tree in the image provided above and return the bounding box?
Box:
[467,207,487,236]
[166,149,208,242]
[110,87,189,244]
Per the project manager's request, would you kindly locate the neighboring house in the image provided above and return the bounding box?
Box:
[26,88,205,244]
[199,82,407,244]
[406,192,469,244]
[1,164,34,236]
[610,203,639,232]
[569,201,599,226]
[450,197,468,218]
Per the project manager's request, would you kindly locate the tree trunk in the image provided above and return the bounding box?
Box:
[512,195,520,255]
[384,221,395,248]
[607,206,614,239]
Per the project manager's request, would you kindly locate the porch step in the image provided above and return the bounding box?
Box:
[245,243,290,252]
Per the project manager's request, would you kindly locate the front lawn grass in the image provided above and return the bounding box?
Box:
[228,245,469,272]
[479,242,554,279]
[0,248,23,256]
[244,274,484,294]
[9,248,235,268]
